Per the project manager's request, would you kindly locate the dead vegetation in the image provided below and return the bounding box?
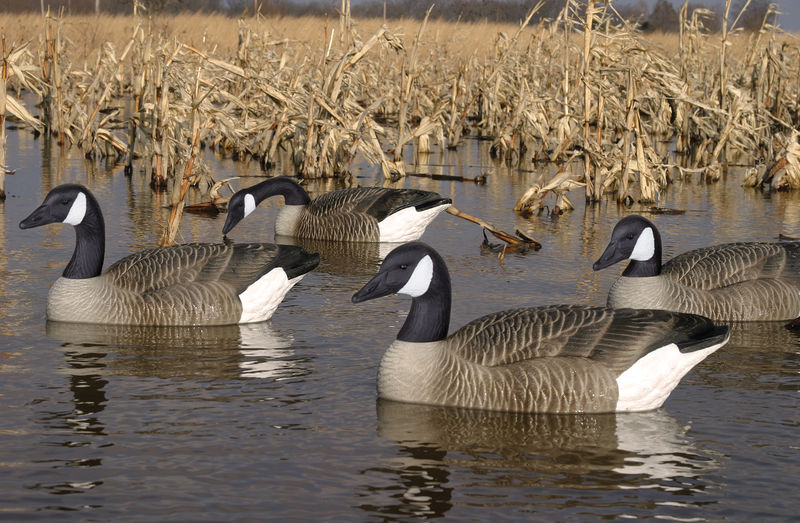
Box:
[1,0,799,234]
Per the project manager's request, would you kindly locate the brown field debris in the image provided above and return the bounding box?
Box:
[1,0,799,240]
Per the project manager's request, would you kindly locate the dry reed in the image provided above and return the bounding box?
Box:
[1,2,799,239]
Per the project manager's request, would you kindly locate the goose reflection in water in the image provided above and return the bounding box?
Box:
[275,234,392,276]
[46,321,309,382]
[361,400,719,518]
[702,321,800,391]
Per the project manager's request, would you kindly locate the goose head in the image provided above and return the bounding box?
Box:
[352,241,451,343]
[593,215,662,277]
[222,177,311,235]
[19,184,100,230]
[222,188,258,235]
[20,183,105,279]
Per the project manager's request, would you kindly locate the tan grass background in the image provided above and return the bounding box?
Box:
[2,12,794,65]
[3,8,799,215]
[0,12,539,63]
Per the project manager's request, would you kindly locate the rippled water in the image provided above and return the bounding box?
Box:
[1,129,799,520]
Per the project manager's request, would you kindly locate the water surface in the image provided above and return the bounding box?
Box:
[1,130,798,520]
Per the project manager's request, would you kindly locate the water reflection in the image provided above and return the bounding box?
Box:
[46,320,307,381]
[6,128,800,519]
[364,400,717,517]
[707,322,800,391]
[275,234,390,275]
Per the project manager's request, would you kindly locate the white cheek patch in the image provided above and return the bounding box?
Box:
[397,255,433,297]
[243,193,256,218]
[63,192,87,226]
[629,227,655,261]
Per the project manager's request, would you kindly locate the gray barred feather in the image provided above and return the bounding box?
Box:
[106,242,290,295]
[446,305,708,371]
[379,340,618,413]
[312,187,446,220]
[377,305,717,413]
[47,276,244,325]
[47,242,317,325]
[663,242,800,289]
[294,208,380,242]
[608,274,800,321]
[608,242,800,321]
[289,187,449,242]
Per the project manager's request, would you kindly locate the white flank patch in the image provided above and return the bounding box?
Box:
[378,203,450,243]
[615,341,723,412]
[629,227,655,261]
[397,255,433,297]
[64,192,87,226]
[243,193,256,218]
[238,269,304,323]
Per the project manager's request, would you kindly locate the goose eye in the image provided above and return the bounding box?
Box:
[399,264,408,270]
[626,233,634,240]
[62,199,71,206]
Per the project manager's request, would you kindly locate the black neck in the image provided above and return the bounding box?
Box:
[622,258,661,277]
[64,201,105,279]
[397,269,451,343]
[255,178,311,206]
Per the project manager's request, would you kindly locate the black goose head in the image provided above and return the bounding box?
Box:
[20,183,106,279]
[20,184,97,230]
[222,189,253,235]
[352,242,440,302]
[352,241,451,343]
[222,177,312,235]
[593,215,662,277]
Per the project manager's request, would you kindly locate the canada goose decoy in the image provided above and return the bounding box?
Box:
[351,242,729,413]
[20,184,320,326]
[221,176,452,243]
[593,215,800,321]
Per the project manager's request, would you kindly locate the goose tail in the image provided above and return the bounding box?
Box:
[414,196,452,212]
[677,324,730,354]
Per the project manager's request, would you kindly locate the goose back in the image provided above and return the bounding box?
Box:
[607,273,800,321]
[377,305,726,413]
[47,242,317,325]
[291,203,380,242]
[311,187,446,220]
[284,187,451,242]
[663,241,800,289]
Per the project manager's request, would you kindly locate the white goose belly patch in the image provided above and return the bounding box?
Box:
[378,204,450,243]
[615,343,719,412]
[238,269,303,323]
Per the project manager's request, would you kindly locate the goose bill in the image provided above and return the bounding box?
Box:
[593,241,627,270]
[352,271,395,303]
[19,204,57,229]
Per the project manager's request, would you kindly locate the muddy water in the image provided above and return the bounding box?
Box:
[1,129,798,520]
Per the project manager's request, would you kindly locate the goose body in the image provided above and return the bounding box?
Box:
[594,215,800,321]
[222,177,452,243]
[352,242,729,413]
[20,184,319,326]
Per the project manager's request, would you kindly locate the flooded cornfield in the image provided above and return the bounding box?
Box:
[1,124,798,520]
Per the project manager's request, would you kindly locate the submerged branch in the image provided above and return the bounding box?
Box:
[446,206,541,250]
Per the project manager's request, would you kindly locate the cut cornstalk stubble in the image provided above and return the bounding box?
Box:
[445,206,541,250]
